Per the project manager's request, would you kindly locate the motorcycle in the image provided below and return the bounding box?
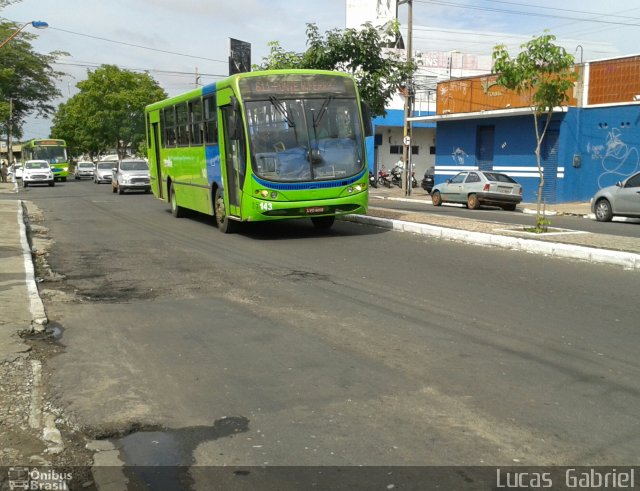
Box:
[377,166,391,188]
[391,162,404,187]
[369,170,378,188]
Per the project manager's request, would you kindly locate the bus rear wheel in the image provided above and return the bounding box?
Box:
[311,216,335,229]
[170,185,184,218]
[214,188,236,233]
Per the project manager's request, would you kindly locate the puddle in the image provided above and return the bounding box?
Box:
[46,322,64,341]
[114,416,249,490]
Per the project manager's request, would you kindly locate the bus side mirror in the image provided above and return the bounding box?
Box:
[361,101,373,137]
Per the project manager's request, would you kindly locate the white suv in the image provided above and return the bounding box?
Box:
[22,160,55,187]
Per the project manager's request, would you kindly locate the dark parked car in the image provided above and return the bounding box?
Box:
[431,170,522,210]
[421,168,434,193]
[591,171,640,222]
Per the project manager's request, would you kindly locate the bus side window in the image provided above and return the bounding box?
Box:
[176,103,189,146]
[203,95,218,145]
[189,99,203,146]
[163,107,176,147]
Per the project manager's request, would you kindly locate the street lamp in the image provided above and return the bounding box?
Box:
[0,20,49,49]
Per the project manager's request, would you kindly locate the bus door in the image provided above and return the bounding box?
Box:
[220,95,246,218]
[151,122,164,199]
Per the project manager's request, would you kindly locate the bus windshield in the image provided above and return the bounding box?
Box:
[245,96,365,182]
[32,145,67,164]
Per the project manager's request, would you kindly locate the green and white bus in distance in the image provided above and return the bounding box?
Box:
[21,139,69,181]
[145,69,371,233]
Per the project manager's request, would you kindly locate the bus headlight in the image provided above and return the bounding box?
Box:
[257,190,278,199]
[62,167,68,172]
[354,184,363,192]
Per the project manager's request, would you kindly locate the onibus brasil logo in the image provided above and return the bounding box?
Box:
[7,467,72,490]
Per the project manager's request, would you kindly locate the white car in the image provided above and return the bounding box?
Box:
[94,162,113,184]
[112,159,151,194]
[74,161,95,179]
[11,164,23,180]
[22,160,55,187]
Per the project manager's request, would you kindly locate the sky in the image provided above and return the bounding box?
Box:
[3,0,640,140]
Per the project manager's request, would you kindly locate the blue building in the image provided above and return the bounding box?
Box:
[410,55,640,203]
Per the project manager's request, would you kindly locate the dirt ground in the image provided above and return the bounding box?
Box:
[0,205,96,490]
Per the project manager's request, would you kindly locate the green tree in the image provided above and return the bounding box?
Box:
[256,22,416,117]
[492,33,576,232]
[0,17,65,145]
[51,65,166,159]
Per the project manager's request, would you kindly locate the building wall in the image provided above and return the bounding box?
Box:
[588,56,640,105]
[433,104,640,203]
[372,109,436,179]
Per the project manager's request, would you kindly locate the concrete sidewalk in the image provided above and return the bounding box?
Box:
[346,185,640,270]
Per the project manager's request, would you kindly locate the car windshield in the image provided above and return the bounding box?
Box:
[245,96,365,182]
[97,163,112,170]
[120,161,148,171]
[26,161,48,169]
[484,172,517,184]
[79,163,94,168]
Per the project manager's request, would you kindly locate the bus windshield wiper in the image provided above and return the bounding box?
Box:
[269,96,296,128]
[312,95,333,128]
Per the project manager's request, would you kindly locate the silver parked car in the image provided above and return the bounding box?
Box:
[431,170,522,211]
[112,159,151,194]
[94,162,113,184]
[591,171,640,222]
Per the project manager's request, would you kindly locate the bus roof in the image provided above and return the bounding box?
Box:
[145,69,355,112]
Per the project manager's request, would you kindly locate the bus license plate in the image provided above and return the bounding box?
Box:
[306,207,325,214]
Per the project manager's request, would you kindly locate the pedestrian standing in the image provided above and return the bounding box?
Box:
[1,161,8,182]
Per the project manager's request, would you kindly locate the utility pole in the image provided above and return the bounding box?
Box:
[195,67,202,87]
[8,98,13,167]
[398,0,413,195]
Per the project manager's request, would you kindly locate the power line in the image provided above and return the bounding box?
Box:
[52,60,226,79]
[43,25,228,64]
[481,0,640,22]
[414,0,640,27]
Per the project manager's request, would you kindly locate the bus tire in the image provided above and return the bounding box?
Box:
[170,185,184,218]
[311,216,335,229]
[214,188,236,233]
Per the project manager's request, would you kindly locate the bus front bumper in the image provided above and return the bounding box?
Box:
[245,192,368,222]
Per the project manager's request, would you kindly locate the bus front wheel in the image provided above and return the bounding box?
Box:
[214,188,236,234]
[311,216,335,229]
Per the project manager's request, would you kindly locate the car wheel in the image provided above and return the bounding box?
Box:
[467,193,480,210]
[501,203,517,211]
[23,182,28,188]
[595,198,613,222]
[49,181,55,187]
[118,185,124,195]
[170,185,184,218]
[431,190,442,206]
[214,187,236,233]
[311,216,335,229]
[112,184,117,193]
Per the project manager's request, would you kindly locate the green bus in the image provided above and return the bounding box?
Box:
[21,139,69,181]
[145,69,371,233]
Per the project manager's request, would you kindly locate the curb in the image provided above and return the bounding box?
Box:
[345,214,640,270]
[17,200,48,328]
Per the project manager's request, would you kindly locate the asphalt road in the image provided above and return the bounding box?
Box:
[17,181,640,474]
[371,193,640,238]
